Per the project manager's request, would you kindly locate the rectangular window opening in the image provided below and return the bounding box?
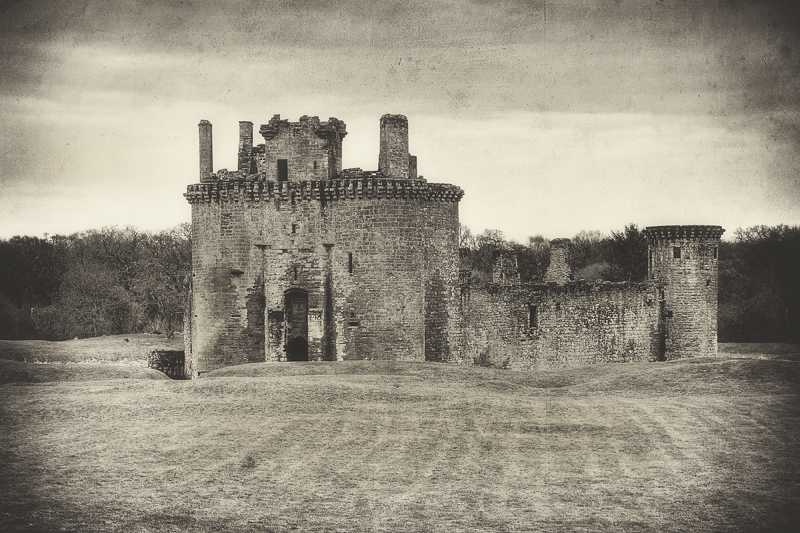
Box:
[713,247,718,260]
[277,159,288,182]
[528,305,538,328]
[348,252,353,274]
[293,267,298,281]
[291,223,298,234]
[673,246,681,259]
[313,161,318,170]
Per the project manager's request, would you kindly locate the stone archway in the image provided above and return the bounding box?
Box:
[286,336,308,362]
[284,289,308,361]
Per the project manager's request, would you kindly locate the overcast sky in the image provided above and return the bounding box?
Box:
[2,0,799,242]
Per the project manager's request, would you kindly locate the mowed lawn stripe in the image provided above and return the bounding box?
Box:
[0,356,798,532]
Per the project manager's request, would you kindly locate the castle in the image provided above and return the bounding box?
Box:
[183,114,723,377]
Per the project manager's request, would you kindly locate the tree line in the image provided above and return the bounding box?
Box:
[459,223,648,284]
[1,223,798,343]
[0,225,190,340]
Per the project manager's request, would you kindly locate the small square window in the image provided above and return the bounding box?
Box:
[673,247,681,259]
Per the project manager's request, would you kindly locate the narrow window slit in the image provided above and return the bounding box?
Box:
[278,159,288,182]
[529,305,538,328]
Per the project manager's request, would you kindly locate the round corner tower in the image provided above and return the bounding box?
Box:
[643,225,725,359]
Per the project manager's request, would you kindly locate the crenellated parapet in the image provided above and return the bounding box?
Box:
[259,114,347,142]
[185,177,464,204]
[643,225,725,243]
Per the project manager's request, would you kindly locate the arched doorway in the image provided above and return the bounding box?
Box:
[284,289,308,361]
[286,336,308,362]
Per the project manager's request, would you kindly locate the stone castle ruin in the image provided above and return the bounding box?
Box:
[184,113,723,378]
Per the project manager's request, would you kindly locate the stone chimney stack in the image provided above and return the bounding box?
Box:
[379,114,409,179]
[545,239,572,285]
[238,121,253,174]
[199,120,213,183]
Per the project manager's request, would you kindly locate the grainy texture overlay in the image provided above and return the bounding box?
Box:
[185,116,724,376]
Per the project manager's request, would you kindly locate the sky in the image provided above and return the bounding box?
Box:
[1,0,799,242]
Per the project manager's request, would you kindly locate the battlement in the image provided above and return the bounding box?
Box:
[643,225,725,242]
[258,114,347,142]
[184,177,464,204]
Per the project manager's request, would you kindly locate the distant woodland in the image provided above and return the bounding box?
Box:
[0,225,190,341]
[1,223,798,344]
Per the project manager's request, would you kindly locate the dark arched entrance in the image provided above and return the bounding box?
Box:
[286,336,308,362]
[284,289,308,362]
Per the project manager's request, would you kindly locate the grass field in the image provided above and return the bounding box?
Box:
[0,334,183,365]
[0,340,799,532]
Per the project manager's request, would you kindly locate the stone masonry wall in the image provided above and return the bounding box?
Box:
[460,281,662,369]
[256,115,347,182]
[544,238,571,285]
[379,114,410,179]
[645,226,723,359]
[189,198,267,375]
[423,199,462,362]
[186,176,463,372]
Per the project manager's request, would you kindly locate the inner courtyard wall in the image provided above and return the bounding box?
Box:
[460,281,662,369]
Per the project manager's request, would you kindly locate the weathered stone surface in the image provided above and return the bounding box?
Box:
[185,114,462,377]
[643,225,724,359]
[148,350,186,379]
[544,238,571,285]
[185,113,723,378]
[459,281,661,369]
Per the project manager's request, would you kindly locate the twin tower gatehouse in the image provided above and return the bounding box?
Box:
[184,113,723,378]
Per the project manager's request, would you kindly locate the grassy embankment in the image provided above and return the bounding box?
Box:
[0,339,798,532]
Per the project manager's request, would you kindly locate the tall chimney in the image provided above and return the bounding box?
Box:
[199,120,213,182]
[544,239,572,285]
[378,114,409,179]
[238,121,253,174]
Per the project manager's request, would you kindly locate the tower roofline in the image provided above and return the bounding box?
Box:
[643,225,725,241]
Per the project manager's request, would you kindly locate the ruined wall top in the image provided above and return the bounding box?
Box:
[380,114,408,126]
[379,114,413,179]
[544,238,572,285]
[259,114,347,141]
